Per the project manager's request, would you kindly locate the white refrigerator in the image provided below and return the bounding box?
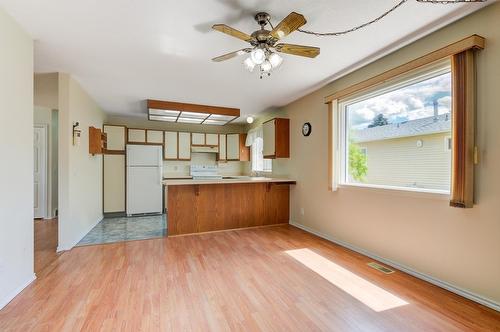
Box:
[126,145,163,215]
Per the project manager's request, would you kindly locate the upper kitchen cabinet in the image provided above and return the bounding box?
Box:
[227,133,249,161]
[128,128,146,143]
[164,131,178,160]
[146,130,163,144]
[191,133,205,146]
[218,134,226,161]
[263,118,290,159]
[206,133,219,146]
[103,125,126,152]
[178,132,191,160]
[89,126,106,155]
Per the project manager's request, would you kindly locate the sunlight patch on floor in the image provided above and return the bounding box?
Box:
[285,248,408,312]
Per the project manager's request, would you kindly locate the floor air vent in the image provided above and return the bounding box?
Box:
[367,262,395,274]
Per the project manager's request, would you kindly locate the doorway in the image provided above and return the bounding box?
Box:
[33,125,48,218]
[34,107,59,274]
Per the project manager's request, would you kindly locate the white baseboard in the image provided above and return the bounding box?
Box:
[0,273,36,310]
[57,215,103,252]
[289,221,500,312]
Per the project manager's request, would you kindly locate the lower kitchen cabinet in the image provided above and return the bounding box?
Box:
[103,154,126,213]
[167,182,292,235]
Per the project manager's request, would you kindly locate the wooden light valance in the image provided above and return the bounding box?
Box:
[325,35,485,208]
[324,35,484,104]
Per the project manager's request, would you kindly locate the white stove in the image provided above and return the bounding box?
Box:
[190,165,223,180]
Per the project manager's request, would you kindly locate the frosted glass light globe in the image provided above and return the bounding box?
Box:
[250,48,266,65]
[244,57,255,72]
[246,116,254,124]
[261,60,272,73]
[269,53,283,68]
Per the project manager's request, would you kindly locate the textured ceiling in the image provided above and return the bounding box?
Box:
[0,0,490,121]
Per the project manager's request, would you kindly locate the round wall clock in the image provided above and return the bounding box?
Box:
[302,122,312,136]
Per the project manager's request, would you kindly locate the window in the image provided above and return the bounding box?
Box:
[251,137,272,172]
[339,64,452,193]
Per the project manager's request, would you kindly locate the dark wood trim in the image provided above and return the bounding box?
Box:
[325,34,485,103]
[168,223,288,237]
[147,99,240,117]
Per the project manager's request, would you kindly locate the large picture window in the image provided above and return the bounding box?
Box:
[339,64,452,193]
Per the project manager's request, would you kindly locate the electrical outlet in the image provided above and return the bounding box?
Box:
[300,207,305,216]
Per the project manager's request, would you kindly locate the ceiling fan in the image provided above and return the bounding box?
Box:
[211,12,320,78]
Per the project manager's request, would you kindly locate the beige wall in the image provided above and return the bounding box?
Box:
[34,73,58,109]
[358,132,451,191]
[0,8,34,309]
[57,74,106,250]
[252,3,500,307]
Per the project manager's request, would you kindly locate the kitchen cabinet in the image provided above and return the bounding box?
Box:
[206,133,219,146]
[191,133,205,145]
[103,154,126,213]
[146,130,163,144]
[227,133,249,161]
[103,125,126,151]
[89,127,106,155]
[167,181,292,235]
[164,131,178,160]
[263,118,289,158]
[178,132,191,160]
[128,128,146,143]
[218,134,226,161]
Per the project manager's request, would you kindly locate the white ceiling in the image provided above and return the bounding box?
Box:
[0,0,490,121]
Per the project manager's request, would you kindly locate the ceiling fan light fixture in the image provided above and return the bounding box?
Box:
[244,57,256,72]
[246,116,254,124]
[269,53,283,68]
[261,60,272,73]
[250,48,266,65]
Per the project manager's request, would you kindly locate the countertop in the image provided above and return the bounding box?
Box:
[163,176,296,186]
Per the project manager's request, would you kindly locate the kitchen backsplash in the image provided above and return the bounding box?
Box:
[163,152,246,178]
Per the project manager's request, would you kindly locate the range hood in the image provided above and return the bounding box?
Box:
[191,146,219,153]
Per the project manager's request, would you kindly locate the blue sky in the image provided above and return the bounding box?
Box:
[347,72,451,129]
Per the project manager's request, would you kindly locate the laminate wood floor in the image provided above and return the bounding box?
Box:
[1,225,499,331]
[34,218,59,274]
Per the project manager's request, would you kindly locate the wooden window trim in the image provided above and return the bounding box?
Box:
[326,35,485,200]
[324,35,484,103]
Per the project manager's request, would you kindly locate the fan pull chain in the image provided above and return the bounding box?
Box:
[296,0,485,37]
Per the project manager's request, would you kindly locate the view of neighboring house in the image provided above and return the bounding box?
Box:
[351,112,451,191]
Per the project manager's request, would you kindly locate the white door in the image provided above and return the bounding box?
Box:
[127,145,162,167]
[127,166,163,214]
[34,126,47,218]
[219,134,226,160]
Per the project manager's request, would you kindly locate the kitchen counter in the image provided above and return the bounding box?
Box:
[163,176,296,186]
[165,177,295,236]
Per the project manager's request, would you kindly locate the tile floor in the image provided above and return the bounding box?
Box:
[77,214,167,246]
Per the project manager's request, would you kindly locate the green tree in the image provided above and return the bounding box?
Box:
[349,141,368,182]
[368,114,389,128]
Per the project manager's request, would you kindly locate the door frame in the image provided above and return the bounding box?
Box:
[34,124,49,219]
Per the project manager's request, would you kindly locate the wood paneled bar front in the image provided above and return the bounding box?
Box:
[166,180,295,236]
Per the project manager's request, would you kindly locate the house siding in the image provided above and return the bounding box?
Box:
[357,132,451,191]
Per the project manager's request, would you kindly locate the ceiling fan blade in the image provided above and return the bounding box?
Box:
[270,12,306,40]
[212,24,254,42]
[212,48,251,62]
[275,43,320,58]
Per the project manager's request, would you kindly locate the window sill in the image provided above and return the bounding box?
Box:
[338,183,450,200]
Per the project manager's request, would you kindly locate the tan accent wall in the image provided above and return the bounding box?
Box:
[250,3,500,304]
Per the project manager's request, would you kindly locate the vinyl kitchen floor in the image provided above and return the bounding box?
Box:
[77,214,167,246]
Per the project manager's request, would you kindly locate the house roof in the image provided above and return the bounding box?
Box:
[352,113,451,143]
